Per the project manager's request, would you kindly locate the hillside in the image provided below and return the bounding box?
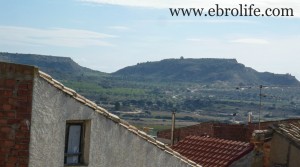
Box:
[0,52,106,79]
[1,52,300,125]
[1,52,299,86]
[114,58,300,86]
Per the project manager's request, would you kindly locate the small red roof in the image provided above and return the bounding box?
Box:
[171,136,254,167]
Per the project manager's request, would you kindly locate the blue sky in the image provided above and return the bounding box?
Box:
[0,0,299,79]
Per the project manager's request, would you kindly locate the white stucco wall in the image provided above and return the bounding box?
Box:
[29,76,192,167]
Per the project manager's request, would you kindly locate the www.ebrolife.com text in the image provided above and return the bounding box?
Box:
[169,4,294,17]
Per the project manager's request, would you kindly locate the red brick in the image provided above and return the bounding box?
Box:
[16,108,31,114]
[5,64,16,72]
[0,147,10,153]
[0,90,13,97]
[5,79,16,88]
[0,97,9,104]
[16,139,29,144]
[0,156,6,162]
[19,164,28,167]
[7,98,16,105]
[3,140,14,147]
[20,80,33,85]
[16,96,28,102]
[18,157,29,163]
[9,150,18,156]
[14,144,29,150]
[1,127,12,133]
[16,106,31,112]
[20,126,29,131]
[0,119,7,124]
[7,119,21,125]
[0,79,4,86]
[16,113,31,119]
[5,163,16,167]
[15,132,30,139]
[27,84,33,91]
[7,156,18,163]
[17,100,30,106]
[18,150,29,157]
[17,84,28,90]
[1,63,33,165]
[7,112,16,118]
[0,111,16,118]
[23,69,33,75]
[17,90,30,96]
[2,104,12,111]
[27,95,32,102]
[0,132,8,139]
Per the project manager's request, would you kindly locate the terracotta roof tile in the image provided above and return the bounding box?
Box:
[172,136,254,167]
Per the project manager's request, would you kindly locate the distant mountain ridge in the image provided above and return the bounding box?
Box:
[0,52,105,79]
[114,58,300,86]
[0,52,299,86]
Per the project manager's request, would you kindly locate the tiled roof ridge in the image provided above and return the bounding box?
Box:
[274,121,300,145]
[38,71,201,167]
[179,135,251,147]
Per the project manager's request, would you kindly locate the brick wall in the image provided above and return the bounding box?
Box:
[157,119,300,143]
[213,123,247,141]
[178,122,214,141]
[157,122,214,144]
[0,62,36,167]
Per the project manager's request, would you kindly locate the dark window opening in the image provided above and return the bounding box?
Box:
[64,123,84,165]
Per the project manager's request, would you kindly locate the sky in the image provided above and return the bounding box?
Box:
[0,0,299,79]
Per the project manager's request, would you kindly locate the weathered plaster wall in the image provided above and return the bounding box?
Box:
[29,76,191,167]
[230,151,253,167]
[288,144,300,167]
[269,133,289,166]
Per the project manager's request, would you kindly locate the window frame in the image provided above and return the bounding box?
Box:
[64,121,86,166]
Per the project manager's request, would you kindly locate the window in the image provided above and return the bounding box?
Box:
[64,121,90,166]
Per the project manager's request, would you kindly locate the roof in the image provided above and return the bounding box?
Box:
[38,71,201,167]
[171,136,254,167]
[273,121,300,147]
[157,119,300,142]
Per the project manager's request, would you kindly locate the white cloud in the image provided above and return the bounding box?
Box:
[80,0,300,17]
[230,38,269,44]
[0,26,116,47]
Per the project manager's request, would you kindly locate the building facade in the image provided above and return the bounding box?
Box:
[0,62,199,167]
